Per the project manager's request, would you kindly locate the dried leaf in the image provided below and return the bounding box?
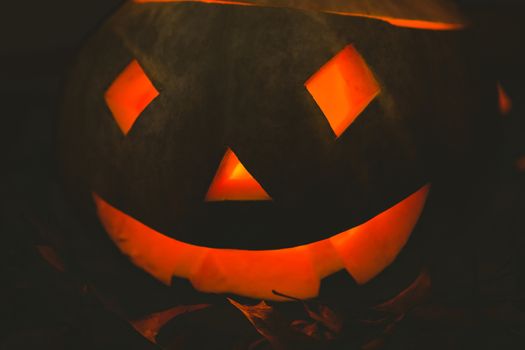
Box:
[36,245,66,272]
[362,338,386,350]
[374,269,431,315]
[292,321,320,338]
[228,298,318,350]
[228,299,278,338]
[130,304,210,343]
[358,315,392,327]
[248,337,270,350]
[272,290,343,336]
[304,303,343,334]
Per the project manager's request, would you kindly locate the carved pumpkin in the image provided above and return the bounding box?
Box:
[59,0,497,306]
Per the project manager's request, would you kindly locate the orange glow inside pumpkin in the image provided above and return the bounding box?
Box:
[135,0,253,5]
[206,148,272,201]
[497,83,512,116]
[134,0,465,30]
[327,12,465,30]
[516,157,525,172]
[105,60,159,135]
[306,45,380,138]
[93,184,430,300]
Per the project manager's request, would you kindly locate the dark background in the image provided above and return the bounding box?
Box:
[1,0,524,349]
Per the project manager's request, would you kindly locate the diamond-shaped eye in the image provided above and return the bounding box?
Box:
[306,45,380,138]
[105,60,159,135]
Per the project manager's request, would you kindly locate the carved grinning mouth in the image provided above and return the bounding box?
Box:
[93,184,429,301]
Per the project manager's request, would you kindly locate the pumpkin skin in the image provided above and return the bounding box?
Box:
[60,0,497,304]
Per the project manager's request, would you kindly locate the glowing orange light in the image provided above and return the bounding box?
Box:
[383,18,463,30]
[328,12,465,30]
[105,60,159,135]
[133,0,465,30]
[497,83,512,116]
[205,148,271,201]
[516,157,525,172]
[330,185,430,284]
[306,45,380,138]
[135,0,253,5]
[93,184,430,300]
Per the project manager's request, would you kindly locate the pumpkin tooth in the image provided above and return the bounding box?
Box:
[330,184,430,284]
[307,239,345,280]
[92,193,207,284]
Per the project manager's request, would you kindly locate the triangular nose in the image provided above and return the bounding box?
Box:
[205,148,271,201]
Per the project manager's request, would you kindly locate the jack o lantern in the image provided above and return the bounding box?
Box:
[60,0,497,312]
